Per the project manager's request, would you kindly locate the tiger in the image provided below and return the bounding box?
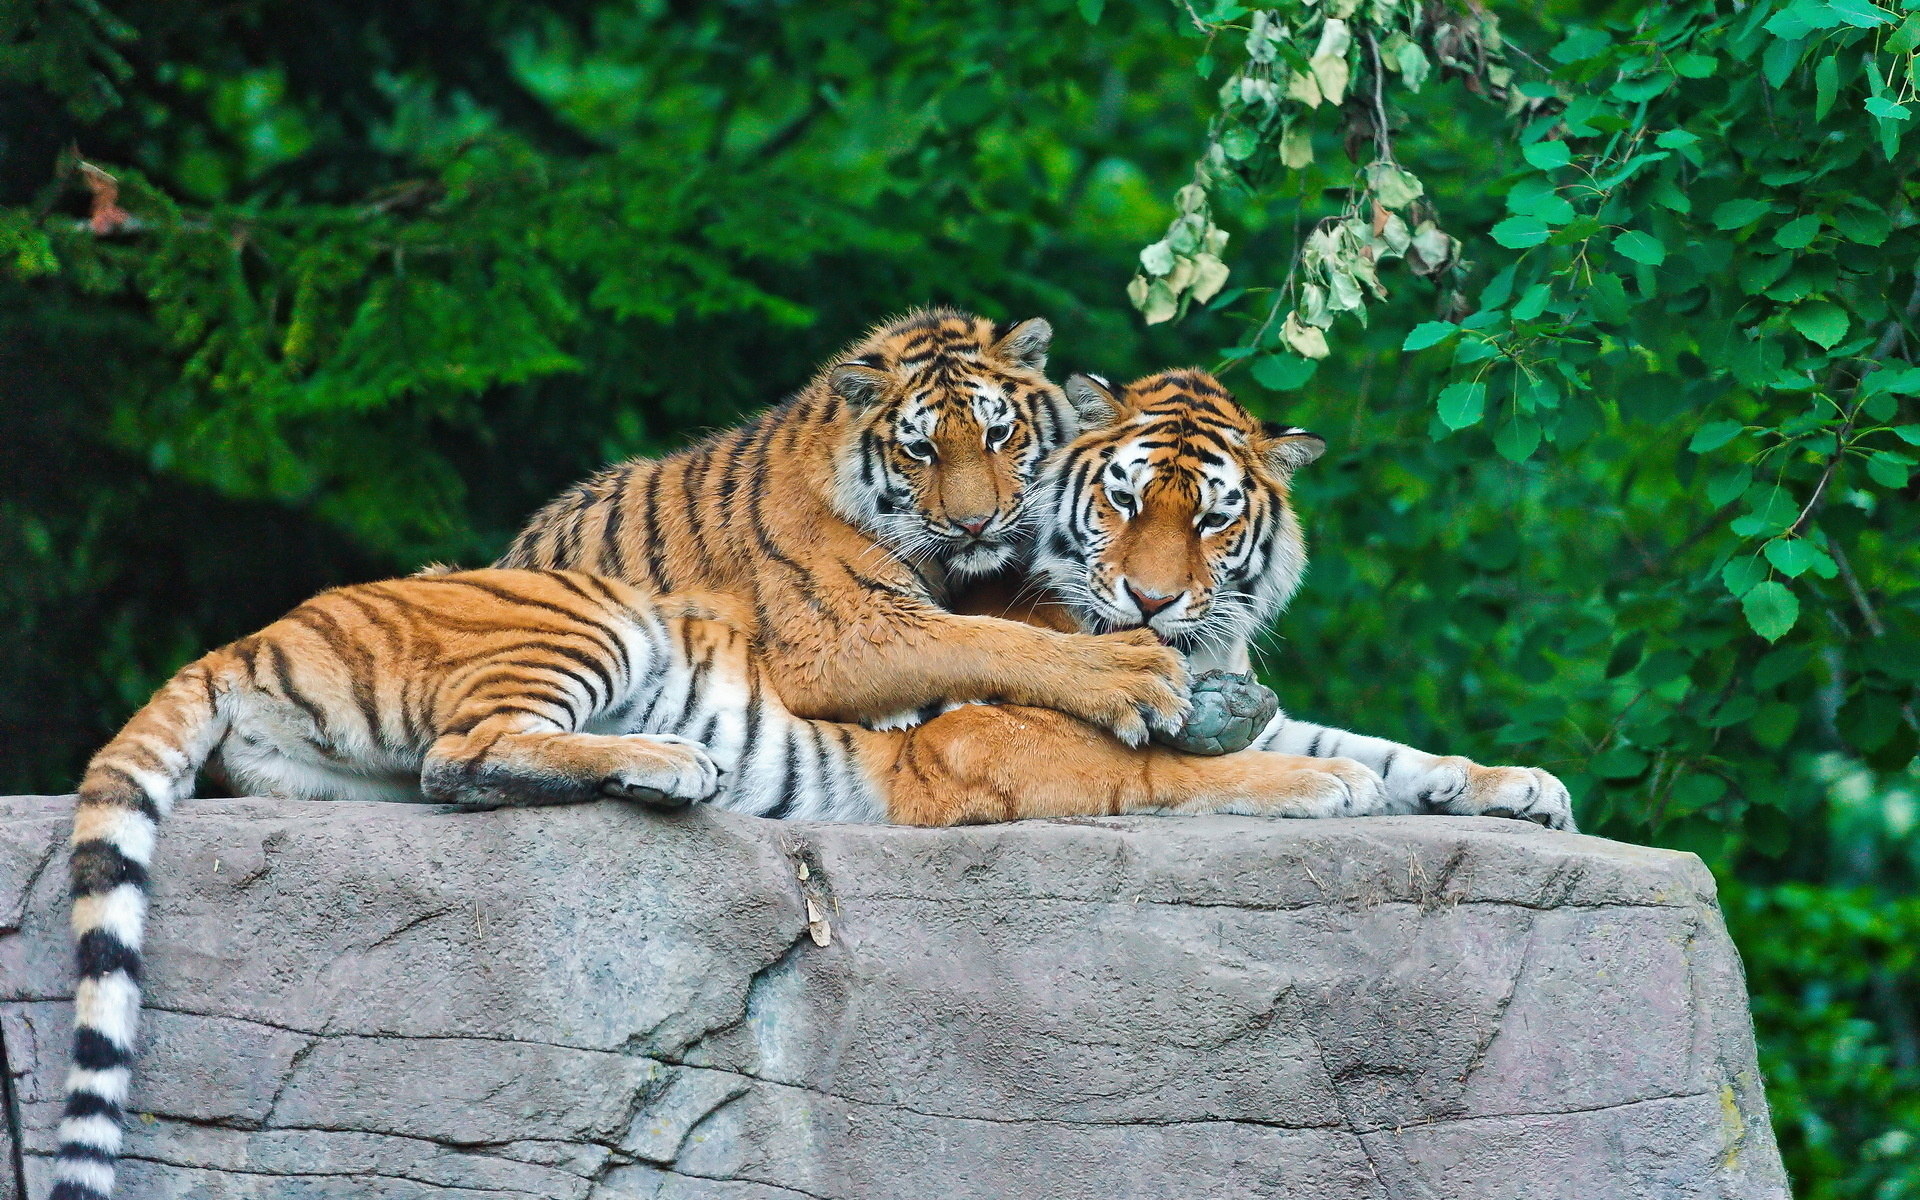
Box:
[496,306,1190,747]
[985,367,1575,830]
[50,566,1384,1200]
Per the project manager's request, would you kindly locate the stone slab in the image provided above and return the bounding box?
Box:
[0,795,1787,1198]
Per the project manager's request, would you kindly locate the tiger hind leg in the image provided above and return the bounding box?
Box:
[422,718,719,810]
[879,705,1387,826]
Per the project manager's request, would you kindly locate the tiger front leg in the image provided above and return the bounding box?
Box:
[764,604,1191,747]
[423,721,720,810]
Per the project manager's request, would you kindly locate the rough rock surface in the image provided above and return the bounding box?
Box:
[1,794,1786,1199]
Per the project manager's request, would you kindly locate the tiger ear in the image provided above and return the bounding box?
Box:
[1261,421,1327,473]
[831,357,892,407]
[992,317,1052,370]
[1065,373,1122,426]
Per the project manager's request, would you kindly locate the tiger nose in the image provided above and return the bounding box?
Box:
[956,515,993,536]
[1126,583,1181,618]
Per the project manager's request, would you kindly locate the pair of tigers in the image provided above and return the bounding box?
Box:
[51,308,1572,1200]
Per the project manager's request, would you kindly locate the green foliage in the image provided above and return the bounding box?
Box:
[3,0,1918,1192]
[1144,0,1920,1190]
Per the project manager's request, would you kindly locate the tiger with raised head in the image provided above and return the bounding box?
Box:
[989,368,1575,829]
[498,306,1188,745]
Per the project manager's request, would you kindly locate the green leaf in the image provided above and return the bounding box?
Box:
[1506,175,1556,214]
[1765,6,1828,38]
[1790,300,1849,348]
[1402,321,1459,351]
[1612,230,1666,265]
[1491,215,1551,248]
[1740,484,1800,537]
[1743,581,1800,643]
[1589,273,1630,323]
[1723,554,1768,598]
[1749,702,1800,749]
[1655,129,1701,149]
[1815,55,1839,119]
[1551,27,1611,63]
[1833,205,1893,245]
[1511,283,1552,321]
[1863,366,1920,395]
[1594,152,1670,192]
[1455,338,1502,365]
[1763,36,1806,89]
[1773,214,1822,249]
[1865,96,1912,119]
[1764,538,1826,578]
[1673,53,1718,78]
[1550,215,1603,245]
[1707,467,1754,507]
[1868,451,1914,487]
[1479,263,1517,309]
[1594,745,1650,779]
[1523,141,1572,169]
[1828,0,1896,27]
[1890,10,1920,52]
[1893,424,1920,444]
[1690,420,1745,452]
[1667,775,1731,815]
[1077,0,1105,22]
[1712,199,1773,230]
[1494,412,1541,461]
[1250,353,1318,391]
[1651,178,1692,213]
[1437,381,1487,430]
[1611,73,1674,102]
[1524,194,1577,224]
[1605,633,1646,678]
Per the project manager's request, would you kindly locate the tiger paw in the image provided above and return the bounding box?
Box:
[602,735,721,808]
[1422,758,1577,832]
[1152,670,1278,756]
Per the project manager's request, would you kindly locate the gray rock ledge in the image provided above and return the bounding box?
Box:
[1,795,1787,1199]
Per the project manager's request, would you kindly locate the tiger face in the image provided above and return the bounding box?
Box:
[1032,370,1326,666]
[829,309,1090,578]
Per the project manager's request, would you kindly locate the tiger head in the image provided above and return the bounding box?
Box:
[828,308,1097,578]
[1031,369,1326,666]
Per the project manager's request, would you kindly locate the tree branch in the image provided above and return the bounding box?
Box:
[1788,270,1920,537]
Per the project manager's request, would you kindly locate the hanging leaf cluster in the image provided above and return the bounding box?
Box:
[1129,0,1519,347]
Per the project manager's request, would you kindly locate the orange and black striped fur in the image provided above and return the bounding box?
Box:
[54,559,1388,1199]
[976,368,1576,831]
[497,307,1189,747]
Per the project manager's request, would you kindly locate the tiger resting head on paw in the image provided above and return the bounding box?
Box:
[1029,368,1326,674]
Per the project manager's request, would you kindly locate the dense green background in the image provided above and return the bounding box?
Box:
[2,0,1915,1191]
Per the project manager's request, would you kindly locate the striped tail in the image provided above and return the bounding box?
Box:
[51,658,229,1200]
